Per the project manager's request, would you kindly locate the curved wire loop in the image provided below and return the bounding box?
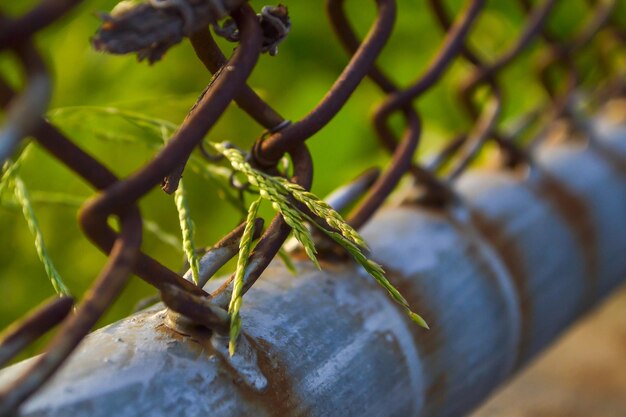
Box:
[0,1,83,50]
[427,0,559,181]
[327,0,483,219]
[521,0,616,149]
[0,5,262,415]
[0,21,51,166]
[252,0,398,167]
[0,296,74,368]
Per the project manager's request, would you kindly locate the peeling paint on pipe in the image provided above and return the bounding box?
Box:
[1,120,625,417]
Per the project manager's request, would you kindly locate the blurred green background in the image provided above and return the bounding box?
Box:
[0,0,620,358]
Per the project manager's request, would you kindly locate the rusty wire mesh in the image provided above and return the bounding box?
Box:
[0,0,625,414]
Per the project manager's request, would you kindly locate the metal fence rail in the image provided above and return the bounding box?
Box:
[1,123,625,416]
[0,0,625,415]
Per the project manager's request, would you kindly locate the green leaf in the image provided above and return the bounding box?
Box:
[48,106,243,212]
[155,125,201,285]
[213,142,427,329]
[1,143,32,199]
[174,179,200,284]
[28,191,86,207]
[13,175,70,296]
[214,143,321,270]
[143,219,183,252]
[48,105,178,136]
[229,197,262,356]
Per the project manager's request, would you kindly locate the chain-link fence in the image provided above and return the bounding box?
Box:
[1,0,625,415]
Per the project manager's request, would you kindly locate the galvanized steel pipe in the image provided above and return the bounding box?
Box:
[1,117,625,417]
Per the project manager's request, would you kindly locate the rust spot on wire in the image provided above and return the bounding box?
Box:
[425,373,448,409]
[247,337,302,417]
[381,265,448,405]
[528,170,599,305]
[470,210,532,367]
[591,142,626,178]
[154,320,301,416]
[383,266,441,356]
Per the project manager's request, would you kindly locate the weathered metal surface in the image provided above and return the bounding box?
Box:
[0,121,625,417]
[471,284,626,417]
